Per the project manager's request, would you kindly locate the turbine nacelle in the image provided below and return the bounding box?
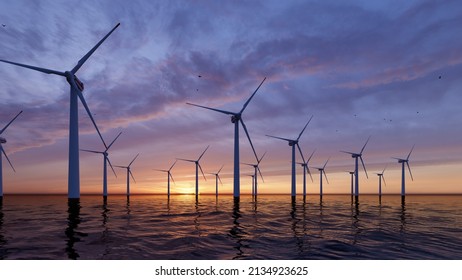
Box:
[288,140,296,146]
[0,137,6,144]
[231,114,241,123]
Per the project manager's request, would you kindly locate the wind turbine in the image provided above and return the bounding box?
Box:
[154,160,177,197]
[177,145,209,198]
[315,158,329,198]
[81,131,122,200]
[375,166,387,198]
[242,151,266,197]
[0,110,22,198]
[298,149,315,197]
[393,145,415,199]
[341,136,370,199]
[0,23,120,199]
[347,171,355,197]
[208,165,224,197]
[266,115,313,199]
[186,78,266,199]
[115,153,139,197]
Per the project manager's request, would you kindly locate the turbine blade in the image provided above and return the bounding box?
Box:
[323,170,329,184]
[240,118,259,162]
[407,144,415,160]
[239,77,266,114]
[217,164,224,174]
[0,59,65,76]
[382,165,387,174]
[107,157,117,178]
[340,150,355,155]
[297,115,313,141]
[71,23,120,74]
[382,174,386,186]
[80,149,102,154]
[129,170,136,183]
[169,172,176,185]
[1,146,16,172]
[0,110,23,134]
[257,166,264,182]
[307,167,313,182]
[296,143,306,164]
[266,134,292,142]
[218,174,223,185]
[392,157,404,161]
[258,151,267,164]
[106,131,122,151]
[186,103,235,115]
[307,149,316,163]
[407,162,414,181]
[198,163,207,181]
[169,159,177,171]
[198,145,209,161]
[114,165,126,169]
[128,153,139,167]
[360,136,371,154]
[154,169,168,173]
[360,156,368,179]
[323,158,330,169]
[76,90,107,150]
[177,158,195,163]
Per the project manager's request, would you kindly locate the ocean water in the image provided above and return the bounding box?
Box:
[0,194,460,260]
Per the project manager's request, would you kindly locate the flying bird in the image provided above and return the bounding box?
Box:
[1,24,6,27]
[438,76,442,79]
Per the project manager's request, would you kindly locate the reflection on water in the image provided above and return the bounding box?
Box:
[0,194,460,259]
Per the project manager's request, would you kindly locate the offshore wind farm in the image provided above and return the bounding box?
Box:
[0,0,462,260]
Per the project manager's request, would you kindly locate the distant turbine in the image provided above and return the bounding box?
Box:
[154,160,177,197]
[242,151,266,197]
[81,131,122,200]
[315,158,329,198]
[209,165,224,197]
[347,171,355,196]
[247,174,255,195]
[341,136,370,198]
[298,149,315,197]
[0,23,120,199]
[187,77,266,199]
[115,153,139,197]
[177,145,209,198]
[393,145,415,198]
[0,110,22,198]
[266,115,313,198]
[375,166,387,198]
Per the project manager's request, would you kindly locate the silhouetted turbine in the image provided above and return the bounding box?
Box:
[298,149,315,197]
[242,151,266,197]
[375,166,387,197]
[393,145,415,197]
[315,158,329,198]
[341,136,370,198]
[0,23,120,199]
[177,145,209,198]
[154,160,177,197]
[115,153,139,197]
[209,165,224,197]
[186,78,266,198]
[266,115,313,198]
[0,110,22,198]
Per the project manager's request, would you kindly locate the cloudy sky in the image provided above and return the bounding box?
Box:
[0,0,461,195]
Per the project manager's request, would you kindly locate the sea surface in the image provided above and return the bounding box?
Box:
[0,194,460,260]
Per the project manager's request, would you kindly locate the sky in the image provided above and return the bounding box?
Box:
[0,0,461,195]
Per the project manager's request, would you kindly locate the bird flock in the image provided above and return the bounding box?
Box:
[0,23,416,202]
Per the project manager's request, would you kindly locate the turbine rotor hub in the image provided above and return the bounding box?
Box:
[231,114,241,123]
[0,137,6,144]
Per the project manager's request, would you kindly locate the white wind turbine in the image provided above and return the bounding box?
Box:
[298,149,315,197]
[186,78,266,199]
[208,165,224,197]
[0,23,120,199]
[375,166,387,198]
[0,110,23,198]
[266,116,313,199]
[393,145,415,198]
[115,153,139,197]
[242,151,266,197]
[177,145,209,198]
[341,136,370,199]
[154,160,177,197]
[315,158,329,198]
[81,131,122,200]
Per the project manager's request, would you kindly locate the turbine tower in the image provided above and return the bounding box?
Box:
[393,145,415,199]
[186,78,266,199]
[81,131,122,200]
[0,23,120,199]
[315,158,329,198]
[115,153,139,198]
[209,165,224,197]
[154,160,177,197]
[0,110,23,199]
[242,151,266,197]
[178,145,209,198]
[375,166,387,198]
[341,136,370,199]
[298,149,315,198]
[266,115,313,199]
